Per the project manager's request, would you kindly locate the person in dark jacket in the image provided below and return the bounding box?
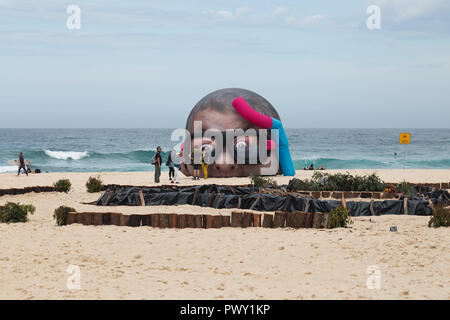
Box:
[154,146,162,183]
[166,152,175,182]
[18,152,28,176]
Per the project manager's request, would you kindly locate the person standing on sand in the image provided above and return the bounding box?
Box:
[166,151,175,182]
[191,145,201,180]
[172,149,181,184]
[17,152,28,176]
[153,146,162,183]
[201,146,209,179]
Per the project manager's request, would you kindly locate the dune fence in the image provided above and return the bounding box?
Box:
[0,186,67,197]
[66,211,330,229]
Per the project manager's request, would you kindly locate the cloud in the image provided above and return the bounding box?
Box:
[201,9,234,19]
[202,6,249,20]
[236,6,249,16]
[272,6,326,27]
[283,14,326,27]
[273,6,290,17]
[375,0,443,21]
[365,0,450,33]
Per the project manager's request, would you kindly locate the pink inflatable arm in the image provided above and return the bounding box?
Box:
[232,97,273,129]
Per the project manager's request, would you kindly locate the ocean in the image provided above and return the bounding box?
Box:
[1,128,449,173]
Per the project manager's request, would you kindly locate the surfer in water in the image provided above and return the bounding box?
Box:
[18,152,28,176]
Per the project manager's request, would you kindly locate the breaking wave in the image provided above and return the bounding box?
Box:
[44,150,89,160]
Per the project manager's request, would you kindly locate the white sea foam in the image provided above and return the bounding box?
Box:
[0,165,18,173]
[44,150,88,160]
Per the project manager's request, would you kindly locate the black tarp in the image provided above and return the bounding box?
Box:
[346,201,371,216]
[407,199,433,216]
[372,200,404,215]
[96,185,433,216]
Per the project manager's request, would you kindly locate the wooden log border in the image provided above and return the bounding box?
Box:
[0,186,67,197]
[65,211,338,229]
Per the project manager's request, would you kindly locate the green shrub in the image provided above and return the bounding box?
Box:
[54,179,71,193]
[428,205,450,228]
[86,175,103,193]
[328,206,353,229]
[0,202,35,223]
[53,206,76,226]
[250,173,277,188]
[290,172,386,192]
[396,181,415,197]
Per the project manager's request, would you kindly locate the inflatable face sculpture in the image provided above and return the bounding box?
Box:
[181,88,295,178]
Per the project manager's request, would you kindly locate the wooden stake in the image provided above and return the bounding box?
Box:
[340,194,347,209]
[242,212,254,228]
[159,214,170,228]
[139,190,146,206]
[103,190,114,206]
[170,214,177,228]
[294,211,307,228]
[332,192,343,199]
[129,214,142,227]
[311,191,320,199]
[312,212,324,228]
[192,189,200,206]
[285,212,294,228]
[141,214,152,226]
[207,191,216,207]
[322,212,329,228]
[249,195,261,211]
[92,212,101,225]
[177,214,187,228]
[403,197,408,215]
[67,212,77,225]
[78,212,87,225]
[305,212,313,228]
[151,214,160,228]
[253,213,261,227]
[282,197,292,213]
[102,212,111,225]
[369,200,375,216]
[211,216,222,228]
[194,215,203,228]
[222,215,231,227]
[185,214,195,228]
[203,215,212,229]
[273,211,286,228]
[304,199,311,214]
[231,211,243,227]
[110,213,122,226]
[120,214,130,226]
[262,214,273,228]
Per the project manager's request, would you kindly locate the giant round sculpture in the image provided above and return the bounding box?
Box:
[181,88,294,178]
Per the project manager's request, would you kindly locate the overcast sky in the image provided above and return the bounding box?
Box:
[1,0,449,128]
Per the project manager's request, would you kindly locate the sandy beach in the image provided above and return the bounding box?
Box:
[0,169,449,300]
